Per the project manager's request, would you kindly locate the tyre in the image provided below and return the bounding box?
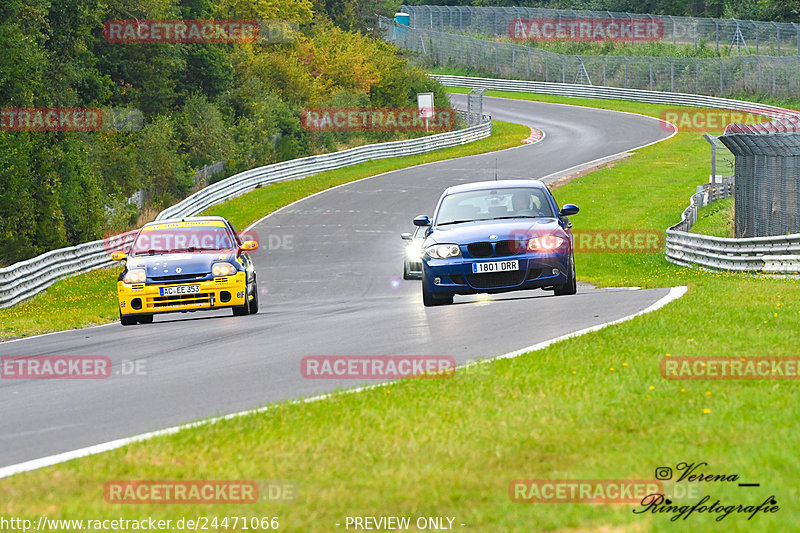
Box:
[554,254,577,296]
[421,274,454,307]
[248,276,259,314]
[403,262,412,280]
[233,279,252,316]
[120,311,137,326]
[137,315,154,324]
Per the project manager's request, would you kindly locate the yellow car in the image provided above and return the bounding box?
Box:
[111,216,259,325]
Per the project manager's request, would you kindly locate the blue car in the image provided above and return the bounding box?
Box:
[414,180,579,307]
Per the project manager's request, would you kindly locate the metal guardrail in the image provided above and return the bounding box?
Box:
[383,19,800,97]
[669,179,735,233]
[0,117,491,309]
[665,175,800,275]
[428,74,793,117]
[0,235,135,309]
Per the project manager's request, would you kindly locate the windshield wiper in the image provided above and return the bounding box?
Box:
[491,215,547,220]
[436,219,485,226]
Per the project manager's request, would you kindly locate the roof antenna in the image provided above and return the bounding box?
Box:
[495,157,498,181]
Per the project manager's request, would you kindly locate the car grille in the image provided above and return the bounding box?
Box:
[467,242,493,258]
[466,270,526,289]
[150,273,207,283]
[150,292,212,308]
[467,241,524,258]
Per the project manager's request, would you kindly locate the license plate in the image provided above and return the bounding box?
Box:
[160,285,201,296]
[472,260,519,274]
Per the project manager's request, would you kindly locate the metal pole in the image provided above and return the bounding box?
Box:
[670,58,674,92]
[625,58,628,88]
[695,59,699,93]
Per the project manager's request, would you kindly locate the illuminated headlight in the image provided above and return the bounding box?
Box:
[212,262,237,277]
[406,242,423,260]
[527,236,566,252]
[123,268,146,284]
[425,244,461,259]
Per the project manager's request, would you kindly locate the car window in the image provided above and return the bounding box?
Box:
[436,187,553,225]
[131,225,237,254]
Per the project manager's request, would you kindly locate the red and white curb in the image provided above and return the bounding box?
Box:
[522,127,544,144]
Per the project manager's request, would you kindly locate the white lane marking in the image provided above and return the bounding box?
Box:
[2,100,670,346]
[0,285,687,479]
[475,94,678,182]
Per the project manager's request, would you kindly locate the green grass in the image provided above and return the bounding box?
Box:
[427,65,800,111]
[3,92,799,533]
[690,197,734,237]
[0,121,528,341]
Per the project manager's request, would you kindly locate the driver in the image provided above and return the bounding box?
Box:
[511,192,531,214]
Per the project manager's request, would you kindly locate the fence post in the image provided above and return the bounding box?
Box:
[671,15,676,46]
[625,58,628,88]
[695,59,699,93]
[670,58,674,92]
[704,133,718,185]
[527,49,531,79]
[793,22,800,55]
[755,21,759,54]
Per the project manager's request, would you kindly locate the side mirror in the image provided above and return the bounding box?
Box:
[401,233,412,241]
[240,240,259,251]
[413,215,431,227]
[111,251,127,261]
[559,204,580,216]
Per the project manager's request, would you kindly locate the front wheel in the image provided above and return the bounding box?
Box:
[248,276,259,314]
[233,278,253,316]
[120,310,137,326]
[554,254,577,296]
[421,275,454,307]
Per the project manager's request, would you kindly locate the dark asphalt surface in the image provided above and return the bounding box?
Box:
[0,95,672,468]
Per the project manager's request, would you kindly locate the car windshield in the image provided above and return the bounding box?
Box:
[131,224,237,255]
[435,187,554,226]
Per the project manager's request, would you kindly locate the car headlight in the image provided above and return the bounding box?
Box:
[123,268,146,284]
[406,242,423,260]
[527,235,566,252]
[425,244,461,259]
[212,262,238,277]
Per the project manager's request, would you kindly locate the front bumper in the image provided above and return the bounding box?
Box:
[422,254,570,295]
[118,271,248,316]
